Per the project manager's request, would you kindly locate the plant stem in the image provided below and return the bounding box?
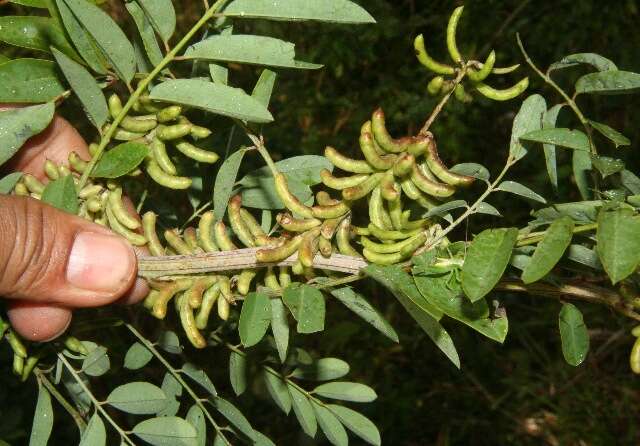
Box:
[57,354,136,446]
[78,0,227,189]
[516,222,598,247]
[35,368,87,432]
[247,133,278,175]
[419,68,467,135]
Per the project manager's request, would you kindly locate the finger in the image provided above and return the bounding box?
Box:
[0,195,137,307]
[6,301,72,342]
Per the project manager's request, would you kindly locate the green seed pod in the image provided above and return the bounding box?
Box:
[240,208,266,239]
[311,201,350,219]
[217,292,230,321]
[399,231,428,257]
[454,84,473,103]
[156,105,182,123]
[467,50,496,82]
[277,213,322,232]
[68,152,88,173]
[229,195,256,247]
[14,182,29,196]
[631,337,640,374]
[44,160,59,180]
[291,260,304,275]
[370,109,409,154]
[256,235,303,263]
[363,248,404,265]
[214,221,238,251]
[88,143,99,156]
[324,146,374,174]
[336,217,361,257]
[368,223,422,241]
[632,325,640,337]
[198,211,219,252]
[342,172,384,201]
[264,266,281,291]
[218,275,233,303]
[475,77,529,101]
[413,34,455,75]
[86,197,102,213]
[369,186,393,230]
[150,137,177,175]
[22,174,44,194]
[274,173,313,218]
[79,184,102,199]
[196,282,220,329]
[146,160,192,189]
[183,227,202,253]
[152,279,193,319]
[446,6,464,64]
[191,125,212,139]
[138,94,162,113]
[120,115,157,133]
[6,330,27,358]
[320,215,347,239]
[299,228,321,267]
[105,204,147,246]
[410,162,456,198]
[279,266,292,288]
[318,236,333,258]
[393,153,415,178]
[361,120,387,155]
[427,76,445,96]
[400,178,439,210]
[425,142,475,187]
[320,169,369,190]
[108,187,140,230]
[237,269,257,295]
[380,170,400,201]
[21,355,40,382]
[406,134,434,157]
[174,140,219,164]
[359,131,397,170]
[388,197,403,230]
[142,212,165,256]
[157,123,192,140]
[492,64,520,74]
[404,217,430,230]
[316,191,339,206]
[361,231,426,254]
[114,128,146,141]
[108,94,123,119]
[13,354,24,377]
[186,277,217,309]
[179,291,206,348]
[143,289,160,310]
[58,165,72,178]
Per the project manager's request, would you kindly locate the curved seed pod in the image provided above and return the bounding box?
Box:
[370,109,407,154]
[156,105,182,123]
[256,235,303,263]
[404,218,430,230]
[138,95,162,113]
[63,336,88,355]
[14,183,29,196]
[23,174,44,194]
[320,215,347,239]
[152,279,193,319]
[183,227,202,253]
[410,161,456,198]
[21,355,41,382]
[142,212,164,256]
[186,277,218,309]
[475,77,529,101]
[467,50,496,82]
[88,142,99,156]
[380,170,400,201]
[164,229,192,255]
[446,6,464,64]
[105,204,147,245]
[274,173,313,218]
[368,223,422,241]
[324,146,374,174]
[228,195,256,247]
[359,131,397,170]
[255,234,286,247]
[353,226,370,237]
[13,354,24,376]
[316,190,339,206]
[406,135,434,157]
[174,140,219,164]
[108,94,123,119]
[413,34,455,75]
[237,270,257,295]
[318,236,333,258]
[120,115,157,133]
[425,143,474,187]
[361,231,426,254]
[179,292,206,348]
[363,248,404,265]
[6,331,27,358]
[191,125,212,139]
[388,198,403,230]
[108,187,140,230]
[361,120,386,155]
[86,197,102,213]
[342,172,384,201]
[399,231,428,257]
[336,217,361,257]
[264,266,281,291]
[311,201,350,219]
[277,213,322,232]
[150,138,177,175]
[320,169,369,190]
[68,152,88,173]
[143,289,160,310]
[196,282,220,329]
[214,221,238,251]
[291,260,304,275]
[44,160,59,180]
[279,266,292,288]
[369,186,393,230]
[59,165,72,178]
[299,228,321,267]
[198,211,219,252]
[400,178,439,210]
[79,184,103,199]
[240,208,266,238]
[632,325,640,337]
[114,128,146,141]
[218,276,233,303]
[217,292,230,320]
[454,84,473,103]
[157,123,192,140]
[393,153,415,178]
[492,64,520,74]
[427,76,444,95]
[631,337,640,374]
[146,160,192,189]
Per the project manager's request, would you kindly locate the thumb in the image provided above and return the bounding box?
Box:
[0,195,137,307]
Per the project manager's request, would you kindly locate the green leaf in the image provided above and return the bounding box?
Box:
[81,344,109,377]
[424,200,467,218]
[0,16,79,60]
[589,120,630,148]
[496,181,546,203]
[330,287,399,342]
[542,104,564,189]
[29,383,53,446]
[575,70,640,95]
[521,217,574,283]
[150,79,273,123]
[596,207,640,284]
[62,0,136,83]
[239,155,333,187]
[239,291,271,347]
[621,170,640,195]
[312,402,349,446]
[136,0,176,42]
[241,178,312,210]
[313,382,377,403]
[0,102,54,167]
[229,351,247,396]
[224,0,376,23]
[461,228,518,302]
[0,172,23,194]
[9,0,47,7]
[158,373,182,417]
[252,69,277,107]
[209,64,228,85]
[126,1,163,68]
[291,357,350,381]
[184,35,321,69]
[519,128,590,152]
[79,413,106,446]
[270,298,290,362]
[158,330,182,354]
[449,163,490,181]
[51,47,108,129]
[106,382,168,415]
[567,244,602,270]
[591,155,624,178]
[211,397,256,441]
[282,284,325,334]
[509,94,546,161]
[475,202,502,217]
[573,150,592,200]
[0,58,65,103]
[288,384,317,438]
[549,53,618,72]
[0,55,8,64]
[262,370,292,414]
[213,147,248,222]
[132,417,197,446]
[182,363,217,396]
[328,404,381,446]
[123,342,153,370]
[558,303,590,366]
[41,175,79,214]
[91,142,149,178]
[186,405,206,446]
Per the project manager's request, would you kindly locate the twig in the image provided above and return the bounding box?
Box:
[419,68,467,135]
[35,368,87,432]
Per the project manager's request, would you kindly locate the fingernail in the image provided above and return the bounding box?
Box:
[67,232,134,292]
